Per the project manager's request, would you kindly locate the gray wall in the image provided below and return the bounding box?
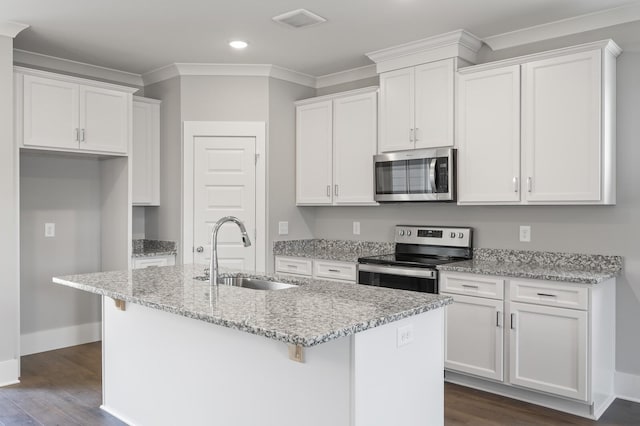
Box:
[311,25,640,376]
[0,35,19,371]
[132,207,146,239]
[20,153,102,335]
[144,77,182,257]
[267,78,316,271]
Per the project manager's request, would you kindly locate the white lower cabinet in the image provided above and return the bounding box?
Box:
[132,255,176,269]
[441,271,615,419]
[444,294,504,381]
[275,256,356,283]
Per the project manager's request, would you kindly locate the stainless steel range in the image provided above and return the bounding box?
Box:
[357,225,473,293]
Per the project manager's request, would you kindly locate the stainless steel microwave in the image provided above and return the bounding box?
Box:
[374,148,456,202]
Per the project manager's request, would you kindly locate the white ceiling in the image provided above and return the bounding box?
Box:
[5,0,640,77]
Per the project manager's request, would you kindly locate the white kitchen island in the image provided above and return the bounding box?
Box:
[54,265,451,426]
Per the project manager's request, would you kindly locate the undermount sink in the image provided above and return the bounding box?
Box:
[195,274,297,290]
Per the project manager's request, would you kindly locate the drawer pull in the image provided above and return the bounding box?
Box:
[287,265,298,269]
[537,292,557,297]
[328,269,340,273]
[462,284,479,289]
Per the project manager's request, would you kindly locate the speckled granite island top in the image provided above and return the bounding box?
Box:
[53,265,451,347]
[437,248,623,285]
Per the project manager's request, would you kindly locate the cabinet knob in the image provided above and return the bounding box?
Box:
[196,246,204,253]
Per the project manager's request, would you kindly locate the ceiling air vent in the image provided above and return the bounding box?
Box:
[272,9,327,29]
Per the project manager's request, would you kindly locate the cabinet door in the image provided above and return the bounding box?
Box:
[457,66,521,204]
[509,302,588,401]
[80,85,129,154]
[23,75,79,150]
[444,294,504,381]
[522,50,602,203]
[296,101,333,205]
[414,59,454,148]
[333,91,378,205]
[132,100,160,205]
[379,68,414,153]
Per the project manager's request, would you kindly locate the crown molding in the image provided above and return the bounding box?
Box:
[143,63,316,87]
[366,29,483,73]
[484,3,640,51]
[13,49,143,87]
[315,64,378,89]
[0,21,29,38]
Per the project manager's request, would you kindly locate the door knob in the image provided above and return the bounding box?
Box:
[196,246,204,253]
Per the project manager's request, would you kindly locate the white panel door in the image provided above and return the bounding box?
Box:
[379,68,414,153]
[80,85,129,154]
[23,75,79,149]
[457,65,521,203]
[333,91,378,205]
[522,50,602,202]
[193,137,256,271]
[509,302,588,401]
[414,59,454,148]
[296,101,333,205]
[444,294,504,381]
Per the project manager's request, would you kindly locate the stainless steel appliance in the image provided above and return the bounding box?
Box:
[357,225,472,293]
[374,148,456,202]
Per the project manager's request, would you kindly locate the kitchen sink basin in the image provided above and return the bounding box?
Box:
[195,274,297,290]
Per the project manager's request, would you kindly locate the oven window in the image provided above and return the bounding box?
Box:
[358,270,438,293]
[375,160,407,194]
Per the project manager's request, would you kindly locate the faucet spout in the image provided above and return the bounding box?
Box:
[210,216,252,286]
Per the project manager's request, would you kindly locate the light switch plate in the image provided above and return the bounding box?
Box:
[519,225,531,242]
[45,223,55,238]
[278,221,289,235]
[353,221,360,235]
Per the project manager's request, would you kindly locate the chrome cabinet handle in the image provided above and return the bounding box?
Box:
[527,177,532,193]
[334,184,339,197]
[409,128,415,143]
[462,284,479,289]
[196,246,204,253]
[287,264,298,269]
[510,313,516,330]
[537,292,557,298]
[75,128,80,141]
[496,311,503,327]
[513,177,519,193]
[414,127,420,142]
[326,185,331,197]
[328,269,340,273]
[80,128,86,142]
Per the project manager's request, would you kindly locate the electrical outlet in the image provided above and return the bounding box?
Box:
[353,221,360,235]
[397,324,414,348]
[278,221,289,235]
[519,225,531,242]
[45,223,56,238]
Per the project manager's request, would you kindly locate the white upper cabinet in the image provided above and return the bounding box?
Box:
[333,91,378,205]
[296,100,334,205]
[296,87,378,206]
[456,41,620,205]
[132,97,161,206]
[522,50,602,203]
[457,65,521,204]
[379,58,455,153]
[16,67,136,155]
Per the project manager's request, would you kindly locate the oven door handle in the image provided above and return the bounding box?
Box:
[357,263,436,279]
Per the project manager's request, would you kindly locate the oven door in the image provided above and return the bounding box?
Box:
[357,263,438,293]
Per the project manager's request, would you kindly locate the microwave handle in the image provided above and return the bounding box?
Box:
[428,158,437,192]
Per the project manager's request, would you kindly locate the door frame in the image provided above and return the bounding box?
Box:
[182,121,267,272]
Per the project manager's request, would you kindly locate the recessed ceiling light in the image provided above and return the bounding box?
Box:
[229,40,248,49]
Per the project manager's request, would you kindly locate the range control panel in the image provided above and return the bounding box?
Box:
[394,225,472,248]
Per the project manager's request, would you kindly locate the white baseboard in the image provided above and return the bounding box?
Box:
[101,404,136,426]
[616,371,640,403]
[21,321,102,356]
[0,358,20,387]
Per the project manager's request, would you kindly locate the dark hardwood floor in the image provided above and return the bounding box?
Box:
[1,342,638,425]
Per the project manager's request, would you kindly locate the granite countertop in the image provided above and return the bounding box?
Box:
[437,248,623,285]
[272,239,394,263]
[132,239,177,258]
[53,265,451,347]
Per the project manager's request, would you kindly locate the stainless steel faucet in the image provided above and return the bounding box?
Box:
[210,216,252,286]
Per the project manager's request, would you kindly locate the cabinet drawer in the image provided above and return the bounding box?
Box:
[275,256,313,276]
[440,273,504,300]
[509,280,588,310]
[133,257,169,269]
[314,260,356,282]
